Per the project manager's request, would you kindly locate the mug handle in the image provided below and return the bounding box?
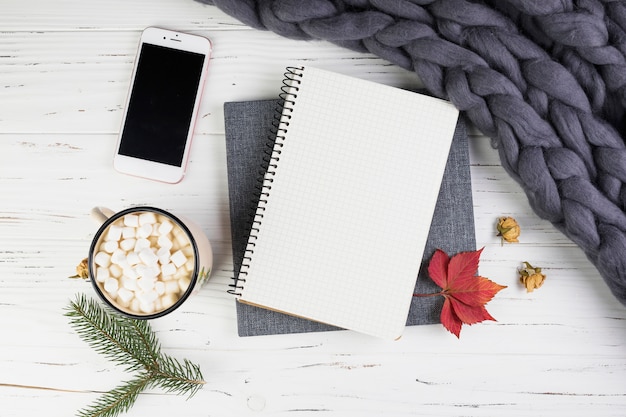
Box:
[90,207,116,225]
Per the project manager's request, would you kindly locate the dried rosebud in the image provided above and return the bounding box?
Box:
[69,258,89,279]
[518,261,546,292]
[497,216,520,243]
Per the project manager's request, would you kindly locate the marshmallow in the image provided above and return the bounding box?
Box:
[133,264,148,278]
[103,277,119,295]
[174,267,189,280]
[158,220,174,236]
[137,276,156,292]
[109,263,123,278]
[105,224,123,242]
[150,225,160,237]
[116,295,131,309]
[162,271,177,281]
[121,276,138,292]
[136,223,153,239]
[122,226,136,239]
[178,276,191,292]
[134,238,151,252]
[123,214,139,227]
[156,247,171,264]
[161,262,177,277]
[157,235,173,251]
[102,240,118,254]
[120,238,136,252]
[139,248,158,266]
[126,251,141,267]
[174,232,189,248]
[146,264,161,279]
[161,294,177,309]
[110,249,127,265]
[94,251,111,268]
[182,245,194,257]
[117,288,134,304]
[137,290,158,305]
[96,266,109,283]
[155,281,166,296]
[139,301,155,314]
[170,250,188,268]
[122,266,139,280]
[164,280,179,294]
[139,212,157,226]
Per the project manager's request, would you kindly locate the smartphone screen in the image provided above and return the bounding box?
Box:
[117,43,206,167]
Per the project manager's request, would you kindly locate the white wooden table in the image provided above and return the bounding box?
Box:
[2,1,625,416]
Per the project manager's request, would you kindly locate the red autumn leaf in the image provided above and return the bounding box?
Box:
[425,248,506,338]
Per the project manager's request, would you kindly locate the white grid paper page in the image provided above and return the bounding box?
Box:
[239,66,459,339]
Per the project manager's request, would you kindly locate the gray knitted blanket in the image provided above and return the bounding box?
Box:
[199,0,626,306]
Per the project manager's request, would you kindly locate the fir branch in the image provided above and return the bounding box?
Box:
[76,374,151,417]
[65,294,155,373]
[150,354,205,398]
[126,316,162,370]
[66,294,205,417]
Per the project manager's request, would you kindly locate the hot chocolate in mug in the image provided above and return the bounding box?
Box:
[88,206,212,318]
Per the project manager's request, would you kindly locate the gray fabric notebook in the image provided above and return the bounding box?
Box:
[225,99,475,337]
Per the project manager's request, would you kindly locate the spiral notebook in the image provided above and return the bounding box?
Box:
[228,66,460,340]
[225,99,475,337]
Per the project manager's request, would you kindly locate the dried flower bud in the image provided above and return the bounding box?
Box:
[497,216,520,243]
[518,261,546,292]
[69,258,89,279]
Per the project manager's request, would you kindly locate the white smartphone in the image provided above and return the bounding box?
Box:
[113,27,212,183]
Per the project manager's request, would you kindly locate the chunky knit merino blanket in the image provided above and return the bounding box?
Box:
[199,0,626,306]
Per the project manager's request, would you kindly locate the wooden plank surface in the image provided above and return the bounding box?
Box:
[1,1,625,416]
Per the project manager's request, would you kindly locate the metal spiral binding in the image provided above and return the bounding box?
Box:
[227,66,304,296]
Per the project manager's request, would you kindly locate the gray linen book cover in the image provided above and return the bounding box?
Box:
[225,99,475,336]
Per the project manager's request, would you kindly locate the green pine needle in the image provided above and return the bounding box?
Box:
[65,293,205,417]
[76,374,151,417]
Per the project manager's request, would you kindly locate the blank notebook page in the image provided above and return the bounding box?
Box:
[238,66,459,340]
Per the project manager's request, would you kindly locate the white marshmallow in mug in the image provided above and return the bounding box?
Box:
[119,237,135,251]
[158,220,174,236]
[95,266,109,283]
[136,223,153,239]
[105,225,123,242]
[94,251,111,268]
[104,277,119,296]
[117,287,134,304]
[102,240,118,253]
[94,211,195,315]
[139,211,157,226]
[170,250,188,268]
[123,214,139,227]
